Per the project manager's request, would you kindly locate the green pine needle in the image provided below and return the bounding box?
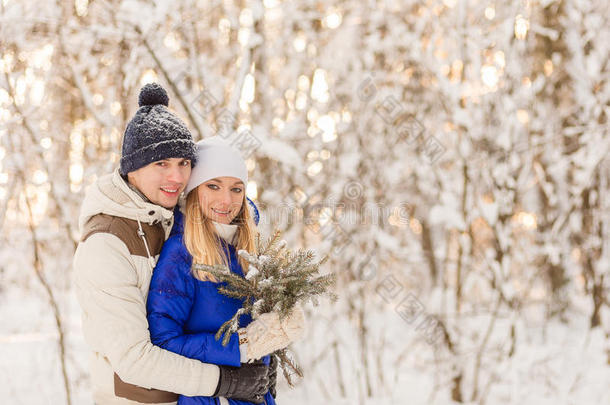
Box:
[191,229,336,386]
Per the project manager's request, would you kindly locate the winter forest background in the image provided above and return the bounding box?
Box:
[1,0,609,404]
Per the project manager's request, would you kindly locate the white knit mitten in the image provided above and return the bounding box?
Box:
[239,307,306,361]
[279,305,305,341]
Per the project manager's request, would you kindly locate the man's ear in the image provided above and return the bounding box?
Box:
[126,172,134,185]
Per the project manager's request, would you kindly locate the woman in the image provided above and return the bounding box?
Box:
[147,137,305,405]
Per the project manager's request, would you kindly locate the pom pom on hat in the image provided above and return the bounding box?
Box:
[138,82,169,107]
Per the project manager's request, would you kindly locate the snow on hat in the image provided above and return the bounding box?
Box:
[185,136,248,195]
[119,83,197,175]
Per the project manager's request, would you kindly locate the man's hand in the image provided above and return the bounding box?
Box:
[268,355,278,398]
[213,362,269,404]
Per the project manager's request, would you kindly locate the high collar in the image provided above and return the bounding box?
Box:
[213,221,238,244]
[125,178,152,204]
[78,168,175,239]
[170,209,238,244]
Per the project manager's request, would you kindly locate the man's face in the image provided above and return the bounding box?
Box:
[127,158,192,209]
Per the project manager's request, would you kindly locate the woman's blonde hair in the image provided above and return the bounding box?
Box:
[183,189,257,282]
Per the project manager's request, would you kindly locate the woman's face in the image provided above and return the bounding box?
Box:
[197,176,245,224]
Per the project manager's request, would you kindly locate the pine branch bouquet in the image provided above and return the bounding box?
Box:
[192,230,336,386]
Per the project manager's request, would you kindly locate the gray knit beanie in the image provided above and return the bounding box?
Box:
[119,83,197,175]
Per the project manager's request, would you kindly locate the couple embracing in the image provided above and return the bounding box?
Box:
[74,83,305,405]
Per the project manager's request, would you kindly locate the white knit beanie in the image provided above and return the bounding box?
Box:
[185,137,248,195]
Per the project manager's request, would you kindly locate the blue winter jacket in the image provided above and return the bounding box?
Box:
[146,203,275,405]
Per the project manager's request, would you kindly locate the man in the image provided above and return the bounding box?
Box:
[74,83,269,404]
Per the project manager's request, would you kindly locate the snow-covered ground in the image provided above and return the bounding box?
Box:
[1,286,608,404]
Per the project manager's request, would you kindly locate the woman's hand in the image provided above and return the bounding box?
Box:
[239,306,306,361]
